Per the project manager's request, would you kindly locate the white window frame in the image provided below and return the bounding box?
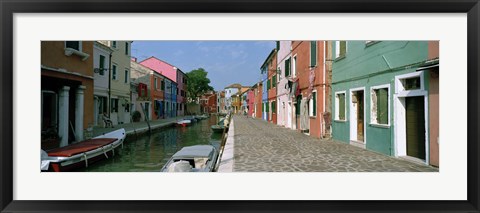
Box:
[335,41,347,59]
[370,84,390,127]
[395,71,425,97]
[334,91,347,121]
[292,55,297,77]
[309,90,317,117]
[65,41,82,52]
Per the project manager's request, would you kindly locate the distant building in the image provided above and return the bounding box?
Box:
[261,49,276,121]
[261,49,278,124]
[224,83,242,113]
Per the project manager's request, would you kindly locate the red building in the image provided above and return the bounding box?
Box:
[254,82,263,119]
[200,91,217,114]
[267,51,278,124]
[247,86,255,117]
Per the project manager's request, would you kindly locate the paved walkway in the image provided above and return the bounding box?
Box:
[228,115,438,172]
[90,116,190,138]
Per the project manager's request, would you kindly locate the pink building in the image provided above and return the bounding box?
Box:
[247,88,255,117]
[139,56,187,116]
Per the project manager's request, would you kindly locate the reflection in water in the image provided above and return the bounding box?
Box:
[79,116,223,172]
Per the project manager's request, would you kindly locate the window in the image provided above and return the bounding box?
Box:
[272,75,276,88]
[111,98,118,112]
[266,102,269,113]
[310,41,317,67]
[124,70,129,84]
[161,80,165,91]
[335,92,346,121]
[154,77,158,89]
[125,42,129,55]
[309,91,317,117]
[262,103,264,112]
[285,58,291,77]
[111,41,117,48]
[65,41,80,51]
[371,86,389,125]
[402,77,421,90]
[335,41,347,58]
[267,79,270,90]
[276,41,280,50]
[112,65,117,80]
[99,55,105,75]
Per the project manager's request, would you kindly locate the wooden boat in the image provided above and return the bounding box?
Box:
[41,128,126,172]
[160,145,218,172]
[176,119,192,127]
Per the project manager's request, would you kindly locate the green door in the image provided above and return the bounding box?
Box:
[406,96,426,160]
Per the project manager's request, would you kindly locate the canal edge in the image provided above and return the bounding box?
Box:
[217,119,235,172]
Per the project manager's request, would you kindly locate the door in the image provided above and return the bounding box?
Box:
[350,90,364,142]
[356,91,364,141]
[287,102,292,128]
[406,96,426,160]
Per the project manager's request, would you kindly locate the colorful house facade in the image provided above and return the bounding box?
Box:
[93,42,113,127]
[224,83,241,113]
[261,49,276,121]
[254,82,263,119]
[276,41,292,128]
[331,41,439,166]
[41,41,94,148]
[267,51,278,124]
[290,41,328,138]
[247,87,255,117]
[176,69,188,116]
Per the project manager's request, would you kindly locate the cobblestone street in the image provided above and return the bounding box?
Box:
[231,115,438,172]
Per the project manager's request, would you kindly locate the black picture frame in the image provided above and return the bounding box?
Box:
[1,0,479,212]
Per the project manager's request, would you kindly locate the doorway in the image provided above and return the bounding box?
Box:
[406,96,426,160]
[350,88,365,144]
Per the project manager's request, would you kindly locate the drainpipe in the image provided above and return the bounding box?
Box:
[108,51,112,118]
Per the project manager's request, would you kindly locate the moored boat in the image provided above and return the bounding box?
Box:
[211,125,227,133]
[41,128,126,172]
[176,119,192,127]
[160,145,218,172]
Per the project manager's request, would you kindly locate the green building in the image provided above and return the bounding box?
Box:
[331,41,439,166]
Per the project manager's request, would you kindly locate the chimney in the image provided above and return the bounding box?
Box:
[131,57,137,62]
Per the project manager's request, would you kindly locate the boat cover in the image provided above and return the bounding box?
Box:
[47,138,117,157]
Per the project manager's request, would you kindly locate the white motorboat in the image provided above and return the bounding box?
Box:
[161,145,218,172]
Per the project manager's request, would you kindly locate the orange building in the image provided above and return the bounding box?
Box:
[41,41,94,149]
[291,41,328,138]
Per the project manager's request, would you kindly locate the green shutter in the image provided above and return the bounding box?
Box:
[285,58,291,77]
[339,94,345,120]
[276,41,280,50]
[272,101,276,113]
[99,55,105,69]
[340,41,347,57]
[262,103,264,112]
[310,41,317,67]
[272,75,276,87]
[266,102,269,112]
[377,88,388,124]
[313,92,317,116]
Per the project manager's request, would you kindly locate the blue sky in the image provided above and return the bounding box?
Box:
[132,41,275,91]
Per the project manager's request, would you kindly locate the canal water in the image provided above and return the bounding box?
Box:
[78,116,223,172]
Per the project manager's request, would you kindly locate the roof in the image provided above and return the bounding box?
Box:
[260,49,277,70]
[224,83,242,89]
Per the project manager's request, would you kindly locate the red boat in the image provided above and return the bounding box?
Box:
[41,128,126,172]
